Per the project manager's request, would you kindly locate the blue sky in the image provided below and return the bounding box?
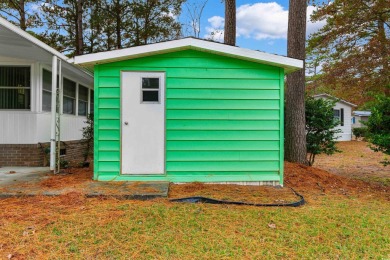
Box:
[180,0,325,56]
[7,0,325,56]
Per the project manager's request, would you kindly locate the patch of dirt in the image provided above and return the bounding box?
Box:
[58,192,87,206]
[315,141,389,185]
[284,162,388,198]
[40,167,93,189]
[169,163,389,203]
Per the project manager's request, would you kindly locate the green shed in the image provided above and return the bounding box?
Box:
[74,38,302,185]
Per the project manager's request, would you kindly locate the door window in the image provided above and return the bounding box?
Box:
[141,77,159,103]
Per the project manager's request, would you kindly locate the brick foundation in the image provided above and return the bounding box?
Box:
[0,140,89,167]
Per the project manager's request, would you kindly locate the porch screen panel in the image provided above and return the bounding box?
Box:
[0,66,31,109]
[78,85,88,116]
[42,69,52,111]
[63,78,76,114]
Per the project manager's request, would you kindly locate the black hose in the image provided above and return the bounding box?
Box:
[170,187,305,207]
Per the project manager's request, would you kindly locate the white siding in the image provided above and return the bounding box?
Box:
[36,113,87,142]
[0,111,38,144]
[0,59,92,144]
[352,116,369,128]
[333,102,353,141]
[314,95,354,141]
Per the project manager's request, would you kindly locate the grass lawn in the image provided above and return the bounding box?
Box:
[1,193,389,259]
[0,141,389,259]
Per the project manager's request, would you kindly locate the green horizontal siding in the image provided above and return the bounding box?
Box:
[99,87,120,98]
[166,120,279,130]
[98,109,120,119]
[99,98,120,108]
[166,99,279,109]
[166,161,279,171]
[99,130,120,140]
[166,130,280,140]
[166,109,280,120]
[99,151,120,161]
[94,49,284,183]
[166,141,280,151]
[167,78,280,89]
[166,89,280,99]
[167,151,279,161]
[99,120,120,130]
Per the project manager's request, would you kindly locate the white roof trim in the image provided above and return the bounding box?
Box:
[0,17,93,78]
[313,93,357,107]
[73,38,303,73]
[0,17,68,61]
[353,111,371,116]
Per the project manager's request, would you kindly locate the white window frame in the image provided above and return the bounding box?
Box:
[63,77,77,115]
[78,84,89,117]
[0,63,33,111]
[40,64,93,116]
[140,77,160,104]
[41,68,54,112]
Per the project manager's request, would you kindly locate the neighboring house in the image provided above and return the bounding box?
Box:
[352,111,371,128]
[313,94,357,141]
[0,17,93,167]
[74,38,303,185]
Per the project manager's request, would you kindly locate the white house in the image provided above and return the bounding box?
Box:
[0,17,93,168]
[352,111,371,128]
[313,94,357,141]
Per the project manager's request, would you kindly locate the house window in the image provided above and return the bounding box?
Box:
[333,108,344,126]
[42,69,53,111]
[63,78,76,114]
[90,90,94,114]
[141,77,159,103]
[0,66,31,109]
[78,85,88,116]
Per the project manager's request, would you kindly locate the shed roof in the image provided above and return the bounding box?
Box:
[313,93,357,107]
[72,37,303,73]
[353,111,371,116]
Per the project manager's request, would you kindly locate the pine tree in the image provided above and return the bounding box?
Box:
[307,0,390,105]
[224,0,235,46]
[285,0,307,164]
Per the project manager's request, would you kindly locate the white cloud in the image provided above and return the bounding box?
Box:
[205,16,225,42]
[236,2,288,40]
[204,2,326,41]
[208,16,224,28]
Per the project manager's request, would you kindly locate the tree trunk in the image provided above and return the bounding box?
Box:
[19,0,26,30]
[115,0,122,49]
[285,0,307,164]
[377,16,389,94]
[224,0,236,46]
[76,0,84,55]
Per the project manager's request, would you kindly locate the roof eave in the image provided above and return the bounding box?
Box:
[73,38,303,73]
[0,17,93,79]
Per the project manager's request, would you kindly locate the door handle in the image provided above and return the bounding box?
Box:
[124,121,129,125]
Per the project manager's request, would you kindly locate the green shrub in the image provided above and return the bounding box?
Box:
[305,96,341,166]
[82,114,94,162]
[352,127,369,139]
[364,95,390,166]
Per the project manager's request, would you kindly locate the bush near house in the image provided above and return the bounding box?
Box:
[352,127,369,139]
[82,114,94,165]
[305,96,341,166]
[364,94,390,166]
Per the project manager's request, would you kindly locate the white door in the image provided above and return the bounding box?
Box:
[121,72,165,174]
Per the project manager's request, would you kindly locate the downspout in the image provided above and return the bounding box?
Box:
[50,56,57,171]
[56,60,62,173]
